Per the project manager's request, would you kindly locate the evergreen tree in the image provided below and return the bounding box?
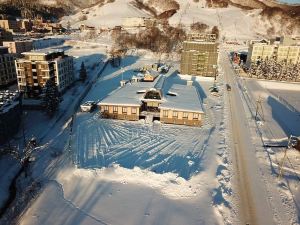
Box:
[211,26,220,39]
[67,21,71,30]
[80,62,87,82]
[42,79,59,117]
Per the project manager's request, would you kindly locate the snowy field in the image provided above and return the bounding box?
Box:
[75,113,210,180]
[18,54,239,225]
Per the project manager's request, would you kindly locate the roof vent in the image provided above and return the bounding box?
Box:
[120,80,126,87]
[187,80,193,86]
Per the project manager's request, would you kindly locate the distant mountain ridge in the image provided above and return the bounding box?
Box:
[0,0,299,36]
[0,0,110,20]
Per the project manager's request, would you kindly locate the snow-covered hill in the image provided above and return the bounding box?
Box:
[61,0,152,28]
[60,0,299,40]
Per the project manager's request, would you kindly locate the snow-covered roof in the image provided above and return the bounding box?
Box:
[99,75,204,113]
[99,82,153,107]
[22,48,64,56]
[160,84,204,113]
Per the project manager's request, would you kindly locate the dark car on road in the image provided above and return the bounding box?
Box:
[226,84,231,91]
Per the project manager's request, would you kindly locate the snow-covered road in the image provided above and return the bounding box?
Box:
[222,50,275,225]
[221,48,300,225]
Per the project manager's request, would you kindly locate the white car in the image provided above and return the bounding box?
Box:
[80,101,97,112]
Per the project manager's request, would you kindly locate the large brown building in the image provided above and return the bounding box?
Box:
[15,49,74,97]
[180,34,218,77]
[98,75,204,127]
[0,47,17,86]
[3,40,33,54]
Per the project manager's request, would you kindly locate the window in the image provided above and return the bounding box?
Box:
[132,108,137,114]
[183,112,188,119]
[193,113,199,120]
[122,107,127,114]
[173,111,178,118]
[113,106,118,113]
[104,105,108,112]
[163,110,168,117]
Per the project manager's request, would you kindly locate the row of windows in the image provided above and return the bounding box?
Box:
[103,106,137,114]
[102,106,200,119]
[0,68,16,75]
[162,110,199,119]
[0,56,14,62]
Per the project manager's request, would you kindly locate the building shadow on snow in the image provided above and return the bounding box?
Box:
[267,96,300,137]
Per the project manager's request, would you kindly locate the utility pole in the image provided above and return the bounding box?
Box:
[278,135,296,179]
[255,96,264,121]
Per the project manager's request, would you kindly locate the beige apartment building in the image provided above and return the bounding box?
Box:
[3,40,33,54]
[15,49,74,97]
[0,47,17,86]
[180,34,218,77]
[246,37,300,67]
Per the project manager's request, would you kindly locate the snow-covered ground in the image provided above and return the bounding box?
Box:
[16,50,240,224]
[170,0,262,40]
[2,34,299,225]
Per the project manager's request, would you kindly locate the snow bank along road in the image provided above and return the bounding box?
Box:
[221,50,275,225]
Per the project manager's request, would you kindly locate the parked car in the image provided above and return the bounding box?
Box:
[80,101,97,112]
[226,84,231,91]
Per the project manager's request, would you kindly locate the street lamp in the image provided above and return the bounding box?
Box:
[213,64,217,82]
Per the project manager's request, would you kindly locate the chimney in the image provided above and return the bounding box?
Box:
[120,80,126,87]
[187,80,193,86]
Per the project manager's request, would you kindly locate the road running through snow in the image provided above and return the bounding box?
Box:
[221,50,275,225]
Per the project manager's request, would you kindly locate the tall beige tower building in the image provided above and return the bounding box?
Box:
[180,34,218,77]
